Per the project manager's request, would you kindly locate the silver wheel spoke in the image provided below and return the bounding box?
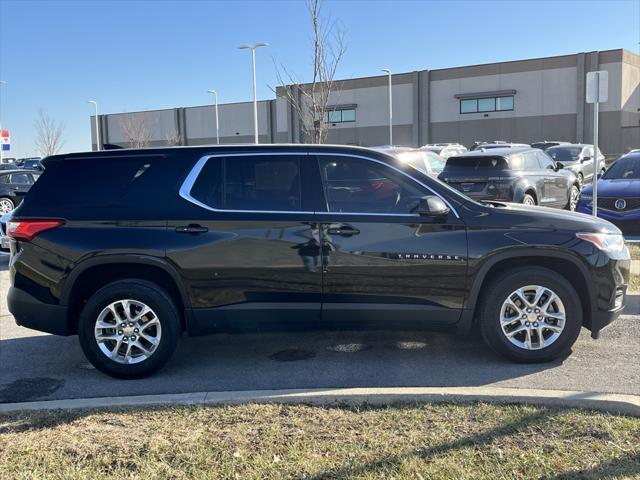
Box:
[499,285,566,351]
[95,299,162,365]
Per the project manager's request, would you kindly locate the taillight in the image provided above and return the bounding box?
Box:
[7,219,65,241]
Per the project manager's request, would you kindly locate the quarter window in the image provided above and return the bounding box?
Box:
[319,157,426,214]
[190,156,302,211]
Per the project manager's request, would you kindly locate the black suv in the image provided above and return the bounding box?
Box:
[6,145,630,378]
[439,147,581,210]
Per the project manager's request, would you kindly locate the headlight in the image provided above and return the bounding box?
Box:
[576,232,625,253]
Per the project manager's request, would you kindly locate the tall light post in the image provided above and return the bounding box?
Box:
[88,100,100,151]
[238,43,268,144]
[207,89,220,144]
[382,69,393,145]
[0,81,6,163]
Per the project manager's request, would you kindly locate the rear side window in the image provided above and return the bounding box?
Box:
[190,155,302,211]
[25,156,157,207]
[9,173,32,184]
[523,152,541,170]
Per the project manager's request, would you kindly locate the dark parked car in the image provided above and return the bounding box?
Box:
[0,169,39,215]
[531,141,570,151]
[439,148,581,210]
[545,144,606,188]
[576,151,640,237]
[6,145,629,378]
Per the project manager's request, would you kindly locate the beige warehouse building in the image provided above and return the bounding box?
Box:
[94,48,640,156]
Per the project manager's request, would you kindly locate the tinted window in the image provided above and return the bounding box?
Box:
[190,158,223,208]
[319,157,425,214]
[226,156,301,211]
[508,155,524,170]
[546,146,582,162]
[9,173,32,184]
[445,156,509,170]
[0,174,9,183]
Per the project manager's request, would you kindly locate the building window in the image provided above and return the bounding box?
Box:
[316,108,356,124]
[459,95,514,114]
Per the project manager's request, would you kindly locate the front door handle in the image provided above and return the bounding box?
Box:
[327,226,360,236]
[175,224,208,234]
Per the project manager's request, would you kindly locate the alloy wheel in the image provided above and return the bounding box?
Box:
[94,299,162,364]
[0,198,14,215]
[499,285,566,350]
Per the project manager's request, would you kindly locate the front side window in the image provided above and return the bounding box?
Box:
[190,155,302,211]
[536,151,555,169]
[523,152,541,170]
[319,157,426,214]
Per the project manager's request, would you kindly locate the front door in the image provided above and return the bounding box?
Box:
[167,152,323,333]
[314,154,467,328]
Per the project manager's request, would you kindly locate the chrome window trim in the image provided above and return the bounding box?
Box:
[179,150,459,218]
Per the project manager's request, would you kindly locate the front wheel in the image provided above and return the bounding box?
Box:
[566,185,580,211]
[478,267,582,363]
[78,279,181,378]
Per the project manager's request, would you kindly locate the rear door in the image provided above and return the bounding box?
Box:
[167,152,323,333]
[314,153,467,328]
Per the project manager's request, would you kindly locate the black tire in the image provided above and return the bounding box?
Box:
[78,279,181,379]
[577,173,584,189]
[478,267,582,363]
[522,193,537,206]
[565,185,580,211]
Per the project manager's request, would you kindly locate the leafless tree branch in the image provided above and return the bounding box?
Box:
[34,109,65,157]
[119,113,152,149]
[273,0,346,144]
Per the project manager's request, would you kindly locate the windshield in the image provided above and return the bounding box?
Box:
[422,146,444,154]
[423,152,445,172]
[603,156,640,180]
[546,146,582,162]
[531,142,557,150]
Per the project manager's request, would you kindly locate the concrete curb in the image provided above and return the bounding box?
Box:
[1,387,639,417]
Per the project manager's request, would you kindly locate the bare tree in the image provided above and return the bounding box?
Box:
[34,109,65,157]
[165,127,182,146]
[119,113,152,149]
[275,0,346,143]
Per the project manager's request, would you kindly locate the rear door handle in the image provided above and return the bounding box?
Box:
[327,226,360,236]
[175,224,208,234]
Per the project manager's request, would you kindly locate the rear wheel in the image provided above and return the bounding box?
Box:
[478,268,582,363]
[0,197,14,215]
[577,173,584,189]
[522,193,537,206]
[78,279,181,379]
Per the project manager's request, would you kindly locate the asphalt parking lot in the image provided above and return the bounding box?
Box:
[1,256,638,404]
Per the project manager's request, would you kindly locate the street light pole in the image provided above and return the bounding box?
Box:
[238,43,268,144]
[88,100,100,151]
[207,90,220,144]
[382,69,393,145]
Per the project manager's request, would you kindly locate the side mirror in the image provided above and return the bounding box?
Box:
[581,156,591,163]
[554,161,564,170]
[417,195,450,218]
